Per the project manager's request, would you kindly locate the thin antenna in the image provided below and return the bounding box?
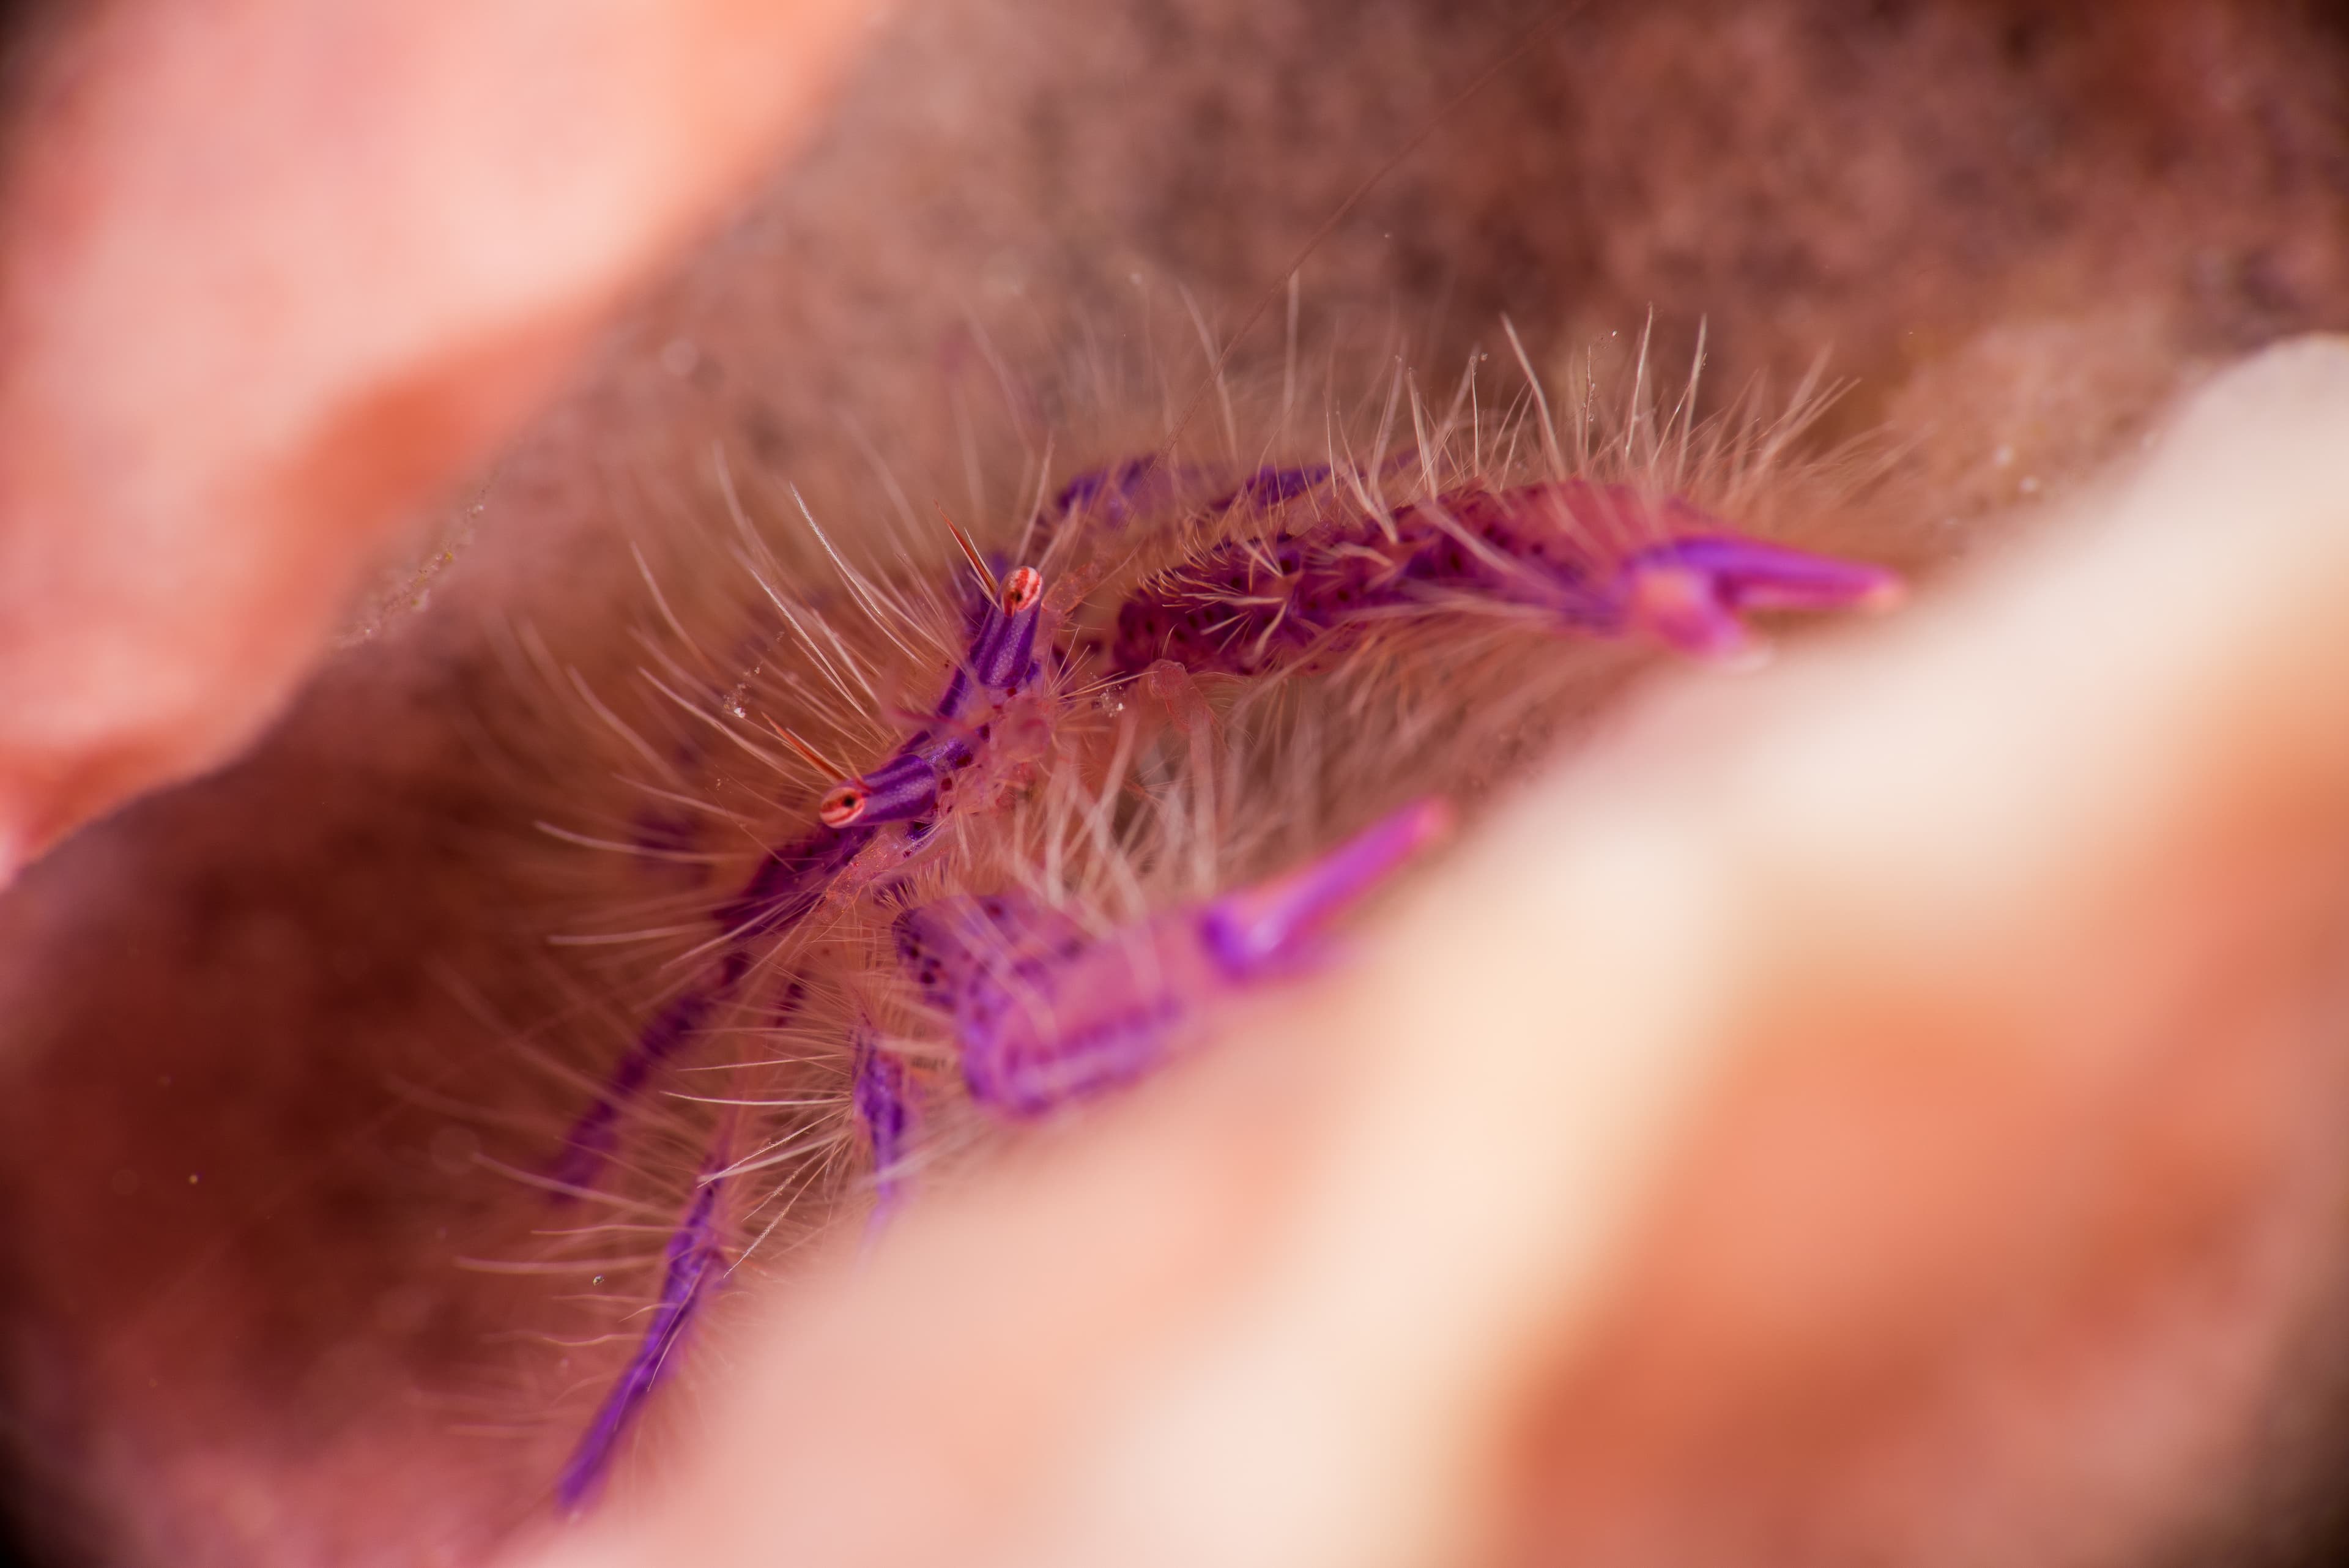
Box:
[768,721,852,782]
[937,505,1002,599]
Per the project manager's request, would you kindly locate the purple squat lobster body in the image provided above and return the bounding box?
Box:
[549,456,1909,1511]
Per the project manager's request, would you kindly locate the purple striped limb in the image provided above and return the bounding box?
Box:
[552,787,872,1205]
[549,981,722,1197]
[550,973,806,1199]
[1108,480,1902,678]
[554,557,1058,1197]
[555,1173,727,1513]
[850,1025,918,1232]
[557,550,1059,1200]
[895,798,1450,1120]
[721,823,878,938]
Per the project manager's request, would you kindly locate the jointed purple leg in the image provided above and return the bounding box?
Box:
[850,1024,918,1234]
[554,1173,727,1512]
[896,798,1450,1120]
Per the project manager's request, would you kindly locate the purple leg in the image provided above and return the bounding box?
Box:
[549,825,870,1200]
[550,974,805,1200]
[899,799,1449,1119]
[554,1174,727,1513]
[549,981,723,1197]
[1195,797,1453,981]
[719,822,877,938]
[850,1025,918,1232]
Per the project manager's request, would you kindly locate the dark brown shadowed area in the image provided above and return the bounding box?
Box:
[1,1,2348,1564]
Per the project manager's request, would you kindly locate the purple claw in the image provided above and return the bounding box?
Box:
[1108,477,1904,678]
[1197,797,1453,980]
[555,1173,727,1513]
[897,800,1448,1119]
[1610,532,1905,661]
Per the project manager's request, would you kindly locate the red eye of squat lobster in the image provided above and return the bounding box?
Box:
[818,782,868,828]
[1001,565,1043,614]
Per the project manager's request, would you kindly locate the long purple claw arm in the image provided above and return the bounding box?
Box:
[904,799,1450,1121]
